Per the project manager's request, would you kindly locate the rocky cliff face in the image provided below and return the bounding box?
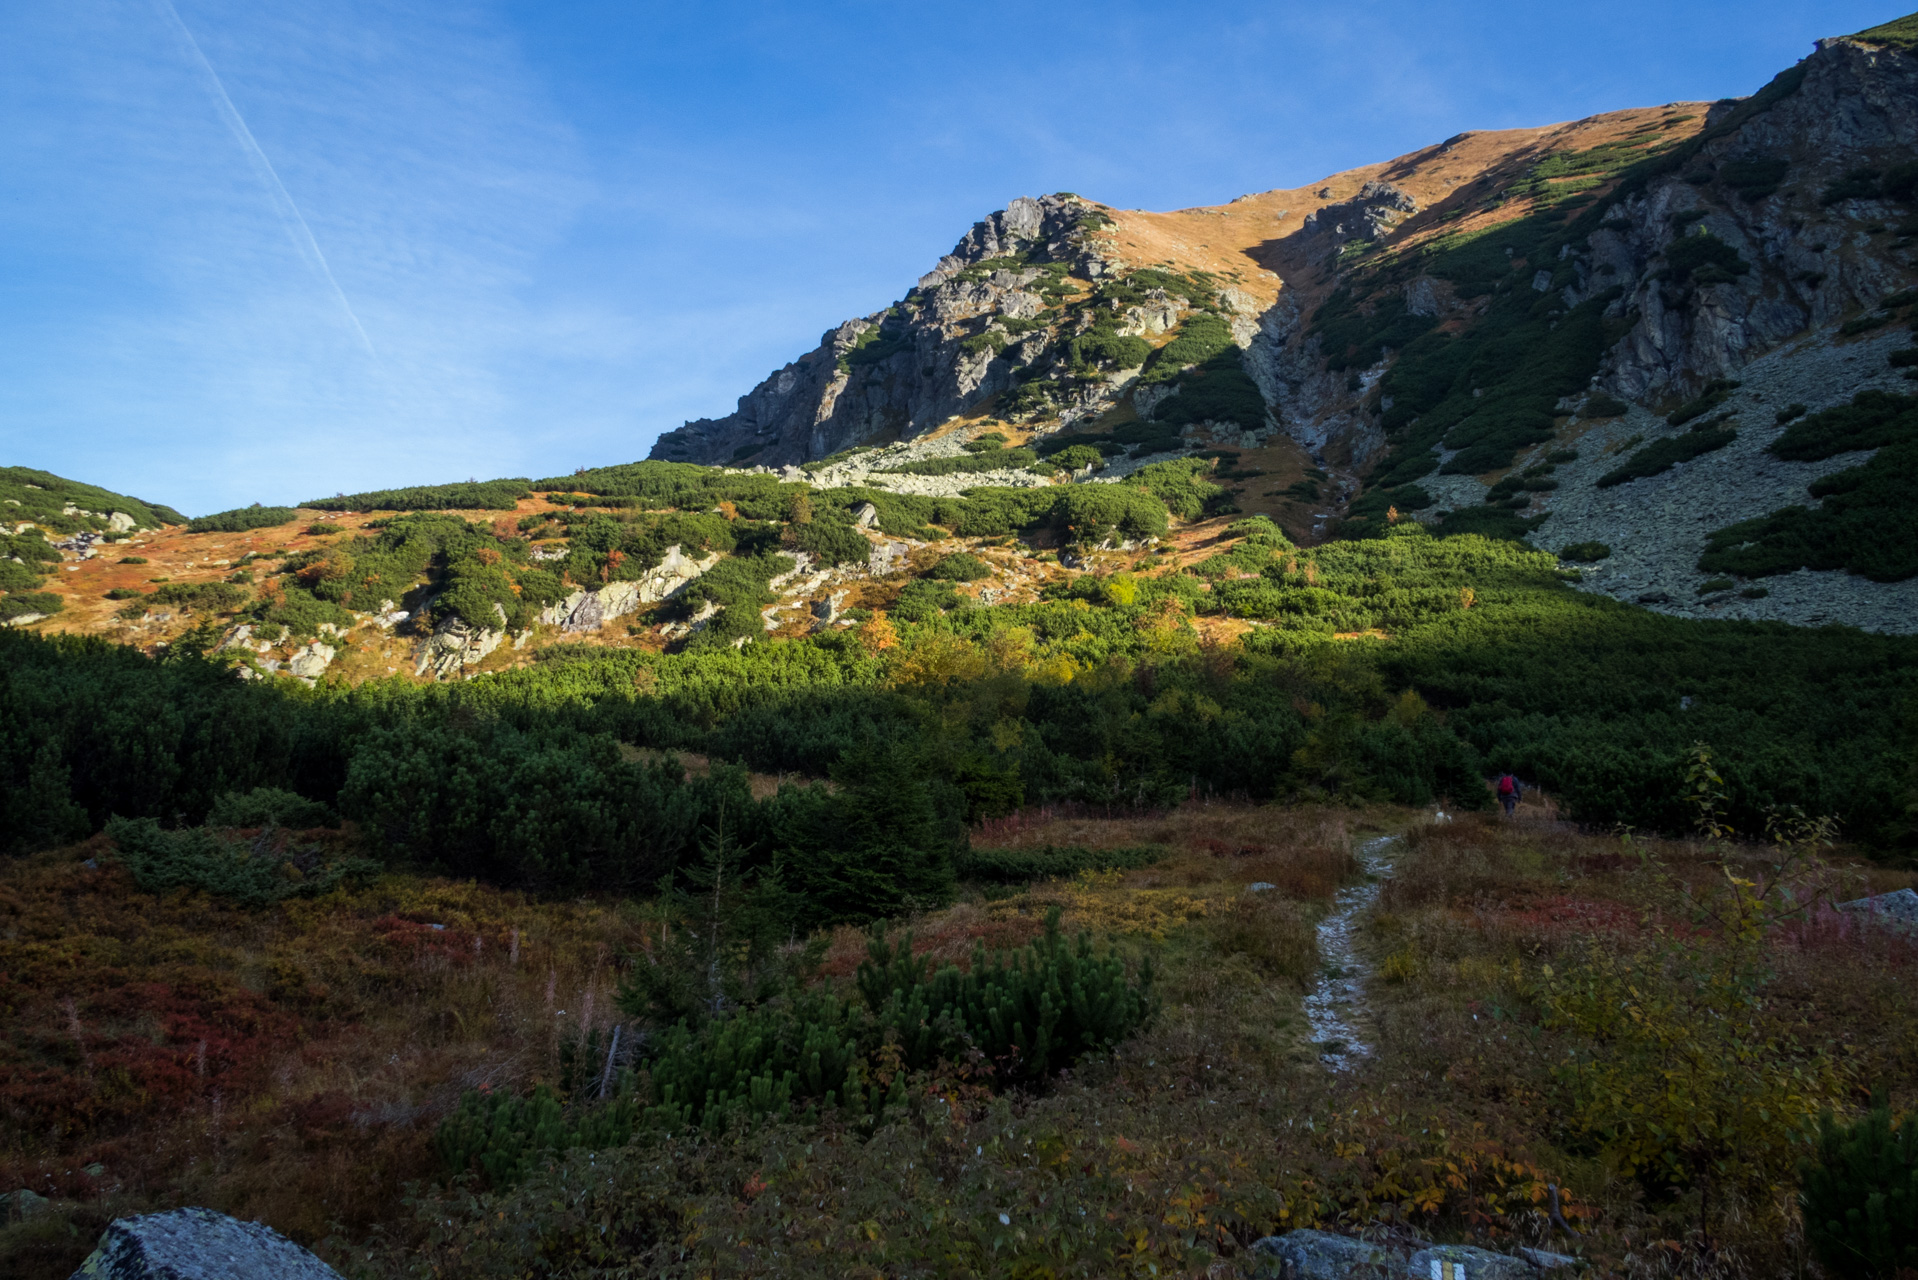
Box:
[1579,37,1916,404]
[649,195,1114,466]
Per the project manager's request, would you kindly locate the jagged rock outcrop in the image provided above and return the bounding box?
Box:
[1298,180,1420,248]
[649,195,1113,466]
[69,1207,343,1279]
[1579,37,1918,405]
[286,642,335,681]
[536,544,722,632]
[415,616,503,679]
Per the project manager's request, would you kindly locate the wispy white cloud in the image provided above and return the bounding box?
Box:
[153,0,378,361]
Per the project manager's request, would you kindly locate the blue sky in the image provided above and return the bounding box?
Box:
[0,0,1895,515]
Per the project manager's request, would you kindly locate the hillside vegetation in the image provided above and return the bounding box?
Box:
[9,16,1918,1278]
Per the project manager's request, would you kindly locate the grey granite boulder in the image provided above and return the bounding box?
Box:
[1409,1242,1546,1280]
[1836,887,1918,931]
[4,1187,51,1222]
[1248,1229,1405,1278]
[70,1207,341,1279]
[1247,1230,1579,1279]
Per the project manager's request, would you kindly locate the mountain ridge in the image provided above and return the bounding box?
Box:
[645,23,1918,633]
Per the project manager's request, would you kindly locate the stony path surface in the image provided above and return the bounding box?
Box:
[1303,834,1399,1071]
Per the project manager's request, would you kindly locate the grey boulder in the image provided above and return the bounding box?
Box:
[1410,1242,1556,1280]
[1837,887,1918,931]
[1248,1229,1403,1278]
[1247,1230,1579,1280]
[4,1187,51,1222]
[70,1207,341,1280]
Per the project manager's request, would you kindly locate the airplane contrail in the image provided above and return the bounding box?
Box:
[154,0,379,360]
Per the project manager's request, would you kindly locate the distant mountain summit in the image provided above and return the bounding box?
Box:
[646,14,1918,629]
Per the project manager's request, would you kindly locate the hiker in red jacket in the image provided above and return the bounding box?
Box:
[1497,772,1521,816]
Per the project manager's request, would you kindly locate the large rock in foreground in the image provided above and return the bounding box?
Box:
[70,1208,342,1280]
[1246,1229,1577,1279]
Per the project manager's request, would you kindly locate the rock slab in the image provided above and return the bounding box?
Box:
[1248,1229,1403,1279]
[1837,887,1918,931]
[69,1207,342,1280]
[1247,1230,1577,1279]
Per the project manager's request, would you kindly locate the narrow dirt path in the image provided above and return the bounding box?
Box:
[1303,833,1399,1070]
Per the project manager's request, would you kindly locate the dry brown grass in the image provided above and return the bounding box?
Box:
[11,802,1917,1279]
[975,800,1367,900]
[0,850,645,1277]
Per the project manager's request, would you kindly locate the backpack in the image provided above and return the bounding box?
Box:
[1497,774,1515,796]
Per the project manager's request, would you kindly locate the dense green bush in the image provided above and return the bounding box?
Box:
[879,448,1037,477]
[1669,378,1740,425]
[1596,426,1736,487]
[839,313,911,372]
[251,586,356,638]
[890,578,963,622]
[0,563,49,596]
[0,592,62,622]
[1047,444,1107,471]
[436,1077,640,1188]
[960,330,1008,358]
[1698,391,1918,581]
[784,517,870,568]
[859,906,1154,1082]
[924,552,990,581]
[1139,315,1236,383]
[1150,350,1268,431]
[768,746,962,926]
[1066,331,1151,372]
[1823,167,1886,206]
[1559,541,1611,562]
[106,816,376,908]
[186,504,298,533]
[1033,433,1125,459]
[1800,1100,1918,1278]
[148,581,251,612]
[304,480,532,511]
[669,551,790,648]
[0,466,182,533]
[1429,506,1546,541]
[1124,457,1223,523]
[208,785,337,828]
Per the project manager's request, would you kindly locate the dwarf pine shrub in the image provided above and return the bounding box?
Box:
[1800,1099,1918,1278]
[186,504,298,534]
[857,906,1155,1084]
[435,1076,640,1187]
